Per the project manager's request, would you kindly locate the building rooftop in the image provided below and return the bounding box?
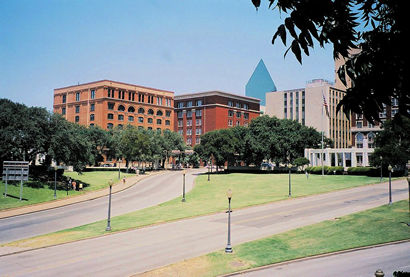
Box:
[175,90,261,103]
[54,79,174,94]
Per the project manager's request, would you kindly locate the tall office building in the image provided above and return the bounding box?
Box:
[174,91,260,147]
[53,80,175,131]
[246,59,276,106]
[266,79,351,148]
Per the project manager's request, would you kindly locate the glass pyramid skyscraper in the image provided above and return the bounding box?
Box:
[245,59,276,106]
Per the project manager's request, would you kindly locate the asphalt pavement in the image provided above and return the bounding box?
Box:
[0,169,202,244]
[0,179,407,277]
[237,241,410,277]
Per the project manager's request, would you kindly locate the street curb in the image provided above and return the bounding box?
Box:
[0,171,165,219]
[0,170,197,258]
[221,239,410,276]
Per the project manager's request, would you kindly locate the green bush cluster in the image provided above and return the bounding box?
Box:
[306,166,344,175]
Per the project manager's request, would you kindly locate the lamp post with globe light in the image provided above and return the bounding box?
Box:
[225,189,233,253]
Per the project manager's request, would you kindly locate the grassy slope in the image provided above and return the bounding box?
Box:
[143,200,410,277]
[0,171,133,210]
[4,173,382,248]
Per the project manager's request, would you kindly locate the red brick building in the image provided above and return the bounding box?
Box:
[174,91,260,146]
[53,80,174,131]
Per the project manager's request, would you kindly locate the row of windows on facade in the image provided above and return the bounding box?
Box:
[61,89,172,107]
[107,103,172,116]
[74,114,171,125]
[355,132,376,148]
[178,128,203,136]
[185,137,201,145]
[104,123,168,132]
[62,103,172,117]
[176,100,250,110]
[176,109,203,118]
[107,88,172,107]
[178,119,202,127]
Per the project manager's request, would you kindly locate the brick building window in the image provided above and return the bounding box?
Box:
[90,103,95,112]
[128,106,135,113]
[196,119,201,125]
[156,110,163,116]
[178,120,183,127]
[108,113,114,120]
[148,118,153,124]
[148,109,154,115]
[107,123,113,129]
[186,110,192,118]
[157,119,162,124]
[118,114,124,121]
[138,117,144,123]
[165,120,170,126]
[90,114,94,121]
[108,102,115,110]
[244,113,249,119]
[196,100,202,106]
[75,116,79,122]
[91,90,95,99]
[138,107,145,114]
[228,120,233,126]
[166,110,171,117]
[228,110,234,117]
[195,109,202,117]
[118,105,125,111]
[62,94,66,103]
[128,116,134,122]
[62,107,66,115]
[75,105,80,113]
[76,92,80,101]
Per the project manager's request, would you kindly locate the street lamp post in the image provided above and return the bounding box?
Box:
[106,179,113,231]
[182,170,186,202]
[225,189,233,253]
[380,156,383,182]
[208,161,210,182]
[288,164,292,197]
[388,165,392,205]
[54,166,57,199]
[118,159,121,180]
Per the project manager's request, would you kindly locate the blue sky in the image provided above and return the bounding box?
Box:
[0,0,334,111]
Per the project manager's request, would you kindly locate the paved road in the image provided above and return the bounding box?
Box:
[238,241,410,277]
[0,179,407,277]
[0,169,202,244]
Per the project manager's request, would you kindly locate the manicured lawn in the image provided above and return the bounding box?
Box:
[0,171,134,210]
[4,173,383,248]
[143,200,410,277]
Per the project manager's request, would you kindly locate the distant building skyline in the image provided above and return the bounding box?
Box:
[245,59,276,106]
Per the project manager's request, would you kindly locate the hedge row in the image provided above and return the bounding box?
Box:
[305,166,344,175]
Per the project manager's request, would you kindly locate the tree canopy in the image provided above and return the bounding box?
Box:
[252,0,409,122]
[195,115,324,166]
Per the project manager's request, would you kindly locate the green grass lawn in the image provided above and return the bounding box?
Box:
[143,200,410,277]
[4,173,384,249]
[0,171,134,210]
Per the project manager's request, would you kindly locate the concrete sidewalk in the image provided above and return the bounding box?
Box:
[0,171,163,219]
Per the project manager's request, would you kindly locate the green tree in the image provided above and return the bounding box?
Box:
[47,114,93,172]
[87,125,113,166]
[252,0,409,122]
[370,115,410,169]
